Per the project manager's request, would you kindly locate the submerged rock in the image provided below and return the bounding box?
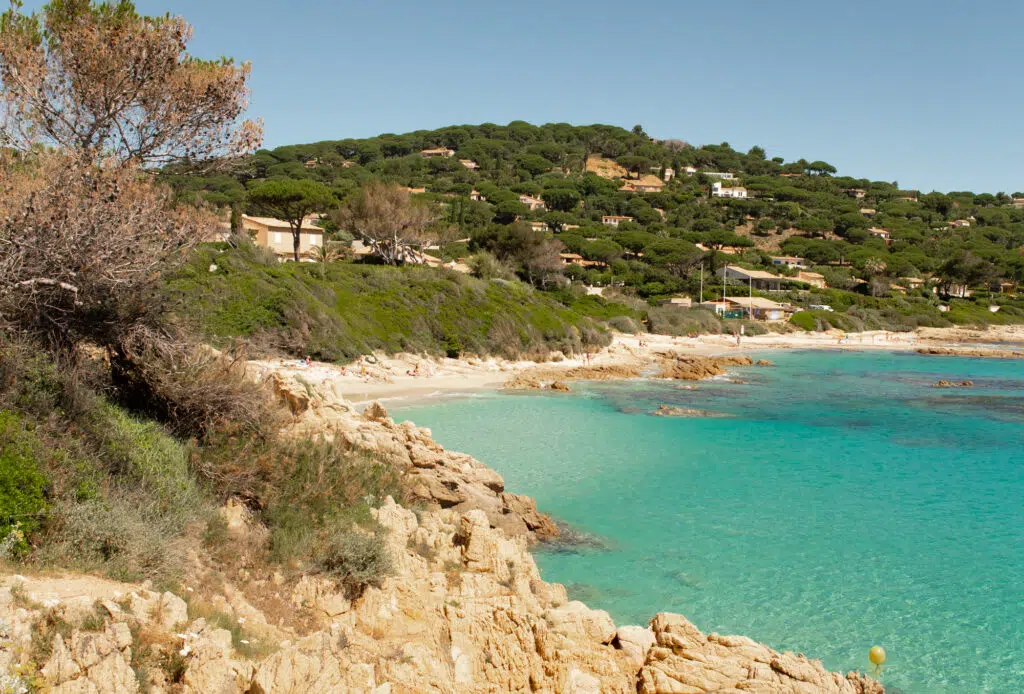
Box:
[651,405,733,418]
[932,380,974,388]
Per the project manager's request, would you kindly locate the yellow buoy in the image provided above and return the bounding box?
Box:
[869,646,886,665]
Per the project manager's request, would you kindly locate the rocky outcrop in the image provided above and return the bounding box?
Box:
[651,405,733,418]
[504,362,643,389]
[2,497,883,694]
[267,371,558,542]
[638,614,883,694]
[658,355,755,381]
[918,346,1024,359]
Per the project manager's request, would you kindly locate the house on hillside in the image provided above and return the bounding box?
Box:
[780,173,803,178]
[860,208,877,216]
[1013,198,1024,208]
[796,271,827,288]
[527,221,550,233]
[867,228,891,243]
[951,219,971,228]
[771,256,807,268]
[560,253,584,266]
[469,190,485,201]
[403,187,427,194]
[897,195,919,202]
[303,159,318,169]
[663,167,676,181]
[519,194,546,211]
[724,266,785,291]
[845,188,867,199]
[712,182,748,199]
[459,159,479,170]
[682,166,698,175]
[704,172,736,180]
[221,215,324,261]
[420,147,455,158]
[602,215,634,227]
[899,277,925,290]
[620,176,666,193]
[723,296,794,321]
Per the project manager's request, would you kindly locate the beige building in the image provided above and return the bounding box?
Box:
[420,147,455,158]
[219,214,325,261]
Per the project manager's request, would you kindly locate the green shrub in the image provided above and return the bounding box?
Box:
[0,411,48,555]
[163,246,610,361]
[648,307,722,336]
[606,315,644,333]
[789,311,816,331]
[36,493,187,583]
[315,527,393,595]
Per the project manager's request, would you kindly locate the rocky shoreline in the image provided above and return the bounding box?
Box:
[917,346,1024,359]
[0,357,885,693]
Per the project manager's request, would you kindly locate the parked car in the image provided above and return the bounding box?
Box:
[808,304,834,312]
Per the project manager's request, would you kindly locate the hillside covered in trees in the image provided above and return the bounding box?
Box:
[168,121,1024,334]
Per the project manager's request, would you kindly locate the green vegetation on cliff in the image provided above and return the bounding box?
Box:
[164,243,616,360]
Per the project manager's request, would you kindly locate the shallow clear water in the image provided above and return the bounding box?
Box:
[398,351,1024,693]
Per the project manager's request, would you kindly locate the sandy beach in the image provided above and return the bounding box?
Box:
[249,324,1024,406]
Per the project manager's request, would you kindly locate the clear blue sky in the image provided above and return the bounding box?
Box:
[26,0,1024,193]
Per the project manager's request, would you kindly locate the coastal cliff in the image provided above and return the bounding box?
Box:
[0,365,884,693]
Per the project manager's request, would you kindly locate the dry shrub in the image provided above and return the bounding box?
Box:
[114,329,283,439]
[0,153,215,348]
[36,491,188,584]
[315,526,393,597]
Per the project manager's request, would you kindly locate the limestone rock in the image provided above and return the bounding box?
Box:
[154,591,188,628]
[544,601,617,645]
[42,634,81,684]
[638,613,883,694]
[362,401,389,422]
[616,625,656,666]
[250,633,350,693]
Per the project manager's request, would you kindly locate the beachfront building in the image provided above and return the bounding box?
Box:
[771,256,807,268]
[724,265,785,291]
[602,215,634,227]
[420,147,455,158]
[217,214,324,261]
[722,296,795,321]
[712,182,748,199]
[658,296,693,308]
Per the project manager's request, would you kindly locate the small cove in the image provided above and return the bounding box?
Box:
[398,351,1024,693]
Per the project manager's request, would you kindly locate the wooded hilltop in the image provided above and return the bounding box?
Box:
[166,120,1024,346]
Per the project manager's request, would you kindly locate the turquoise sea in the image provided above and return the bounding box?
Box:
[398,351,1024,693]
